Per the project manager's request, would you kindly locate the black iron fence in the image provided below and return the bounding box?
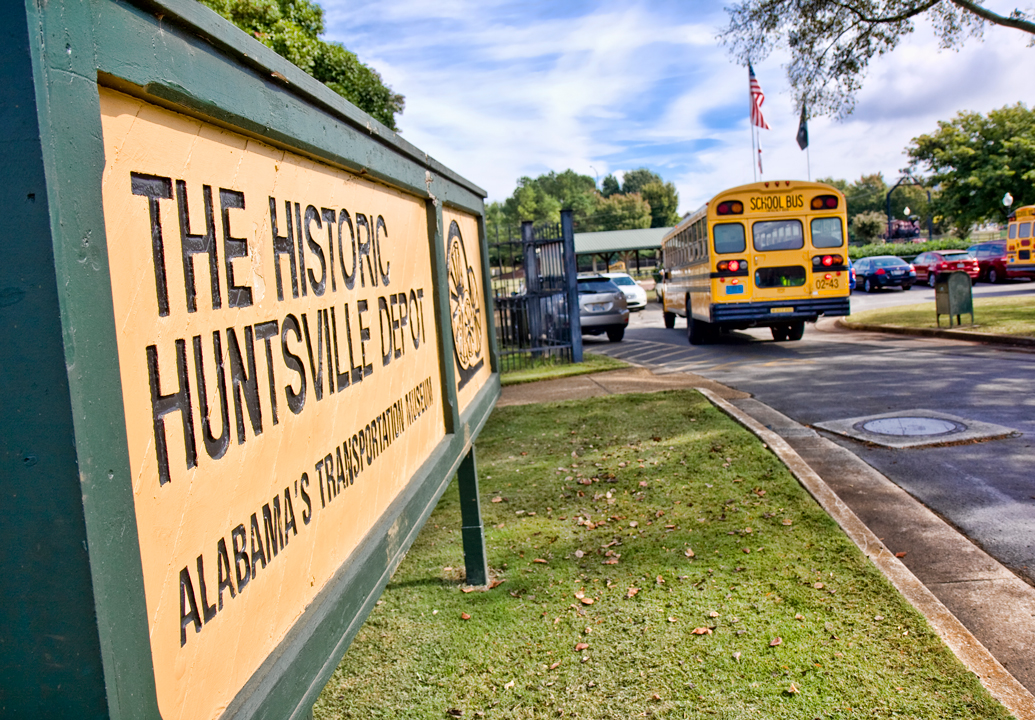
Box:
[489,210,582,373]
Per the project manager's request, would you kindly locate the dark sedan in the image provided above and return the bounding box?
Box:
[853,255,916,292]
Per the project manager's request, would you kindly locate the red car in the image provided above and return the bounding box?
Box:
[911,250,980,287]
[966,241,1035,283]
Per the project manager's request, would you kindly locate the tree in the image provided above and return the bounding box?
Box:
[721,1,1035,119]
[639,181,681,228]
[852,210,887,242]
[601,174,621,198]
[908,103,1035,233]
[620,168,663,196]
[589,193,653,232]
[199,0,404,130]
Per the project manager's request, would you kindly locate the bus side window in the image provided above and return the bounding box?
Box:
[1008,224,1017,240]
[713,223,746,254]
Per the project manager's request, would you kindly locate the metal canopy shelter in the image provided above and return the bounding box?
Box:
[573,226,671,273]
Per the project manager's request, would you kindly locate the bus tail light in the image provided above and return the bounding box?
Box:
[717,259,747,273]
[811,254,845,269]
[810,195,839,210]
[716,201,744,215]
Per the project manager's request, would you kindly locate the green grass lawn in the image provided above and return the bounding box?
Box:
[500,352,630,386]
[314,391,1009,720]
[847,294,1035,338]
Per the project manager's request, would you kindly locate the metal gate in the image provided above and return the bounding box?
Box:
[490,209,582,372]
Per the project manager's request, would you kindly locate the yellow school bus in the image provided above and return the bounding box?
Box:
[1006,205,1035,275]
[660,180,851,344]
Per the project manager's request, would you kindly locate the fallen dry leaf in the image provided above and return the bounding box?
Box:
[813,582,825,589]
[733,651,742,662]
[461,612,471,620]
[580,597,595,605]
[668,617,677,623]
[462,587,474,594]
[684,548,696,558]
[895,551,907,558]
[549,661,561,670]
[742,548,751,554]
[708,611,719,618]
[638,480,648,487]
[691,627,712,635]
[574,550,585,558]
[770,637,783,646]
[575,642,589,651]
[447,709,463,717]
[504,680,515,690]
[602,558,619,565]
[781,519,794,526]
[488,578,505,589]
[795,614,804,621]
[626,587,640,598]
[491,496,503,503]
[629,521,639,528]
[533,558,548,564]
[786,683,800,695]
[652,693,661,701]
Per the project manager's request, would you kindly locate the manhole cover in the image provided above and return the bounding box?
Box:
[859,417,963,437]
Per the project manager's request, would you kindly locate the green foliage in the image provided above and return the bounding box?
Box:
[619,167,662,196]
[848,237,973,261]
[590,192,653,231]
[198,0,404,130]
[639,180,681,228]
[600,174,621,198]
[851,210,886,243]
[820,173,933,242]
[721,1,1035,119]
[908,103,1035,235]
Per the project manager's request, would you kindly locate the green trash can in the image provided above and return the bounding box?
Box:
[935,272,974,327]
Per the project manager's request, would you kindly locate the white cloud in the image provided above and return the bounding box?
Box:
[321,1,1034,215]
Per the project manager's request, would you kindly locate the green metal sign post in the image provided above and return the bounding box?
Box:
[1,1,498,718]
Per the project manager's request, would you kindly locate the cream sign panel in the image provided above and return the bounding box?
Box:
[99,88,445,720]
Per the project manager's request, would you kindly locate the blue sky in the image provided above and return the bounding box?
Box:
[321,0,1033,214]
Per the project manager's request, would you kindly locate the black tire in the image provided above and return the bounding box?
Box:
[988,267,999,284]
[606,327,625,342]
[864,278,874,293]
[786,321,805,341]
[663,311,676,329]
[771,325,788,341]
[686,297,709,345]
[928,272,938,288]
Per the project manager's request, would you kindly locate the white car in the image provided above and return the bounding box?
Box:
[599,272,648,311]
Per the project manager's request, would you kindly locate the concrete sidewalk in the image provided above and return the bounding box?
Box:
[500,367,1035,720]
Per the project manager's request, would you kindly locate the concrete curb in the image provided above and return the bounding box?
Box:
[836,318,1035,348]
[699,387,1035,720]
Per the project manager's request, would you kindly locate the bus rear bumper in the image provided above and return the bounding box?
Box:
[711,297,850,326]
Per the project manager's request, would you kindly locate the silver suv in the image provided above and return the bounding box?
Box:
[577,275,629,342]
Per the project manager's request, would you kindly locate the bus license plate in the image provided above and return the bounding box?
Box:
[725,285,745,295]
[815,277,840,290]
[771,307,794,313]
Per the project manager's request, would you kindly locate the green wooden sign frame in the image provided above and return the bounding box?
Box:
[1,1,499,717]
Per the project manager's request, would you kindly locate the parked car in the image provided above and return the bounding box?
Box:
[577,275,629,342]
[848,257,856,291]
[853,255,916,292]
[966,241,1033,283]
[911,250,979,287]
[599,271,648,311]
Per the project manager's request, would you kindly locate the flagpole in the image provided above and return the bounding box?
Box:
[749,66,757,182]
[806,144,811,181]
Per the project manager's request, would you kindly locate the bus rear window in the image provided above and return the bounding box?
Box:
[810,217,843,248]
[753,220,804,251]
[755,266,806,288]
[1021,222,1032,239]
[713,223,746,254]
[1009,224,1017,239]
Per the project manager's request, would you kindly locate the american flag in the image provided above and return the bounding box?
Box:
[749,64,770,130]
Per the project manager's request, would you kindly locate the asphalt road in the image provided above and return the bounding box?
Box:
[586,282,1035,586]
